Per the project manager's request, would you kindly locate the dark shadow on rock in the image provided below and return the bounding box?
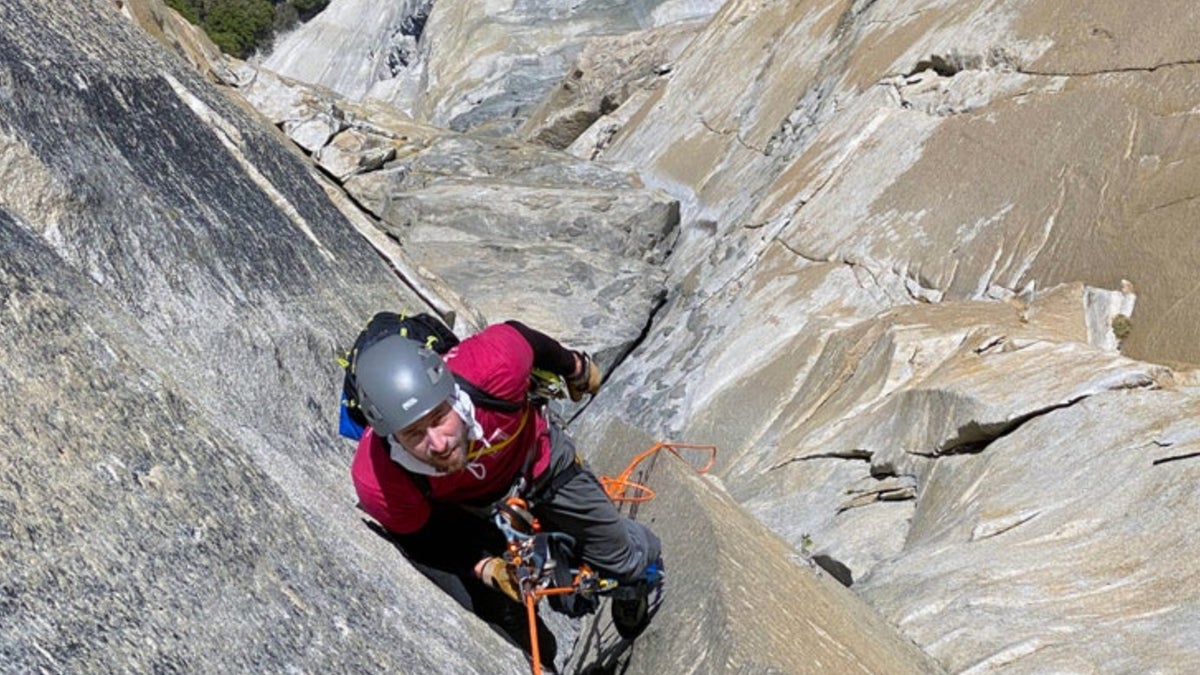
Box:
[569,608,632,675]
[568,582,665,674]
[812,553,854,587]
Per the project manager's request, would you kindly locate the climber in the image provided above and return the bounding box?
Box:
[349,320,664,660]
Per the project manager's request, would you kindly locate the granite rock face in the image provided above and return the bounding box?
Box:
[570,426,944,675]
[264,0,724,134]
[596,0,1200,367]
[226,65,679,364]
[428,0,1198,669]
[0,2,528,672]
[564,0,1200,668]
[9,0,1200,673]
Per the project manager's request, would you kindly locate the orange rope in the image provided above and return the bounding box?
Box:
[525,591,543,675]
[599,441,717,503]
[519,441,717,675]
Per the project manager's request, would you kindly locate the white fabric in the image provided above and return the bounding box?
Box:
[451,384,487,445]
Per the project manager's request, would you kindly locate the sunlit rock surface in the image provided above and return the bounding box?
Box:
[6,0,1199,672]
[0,2,528,672]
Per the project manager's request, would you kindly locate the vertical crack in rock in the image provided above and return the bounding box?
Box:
[565,286,667,425]
[764,77,836,157]
[764,0,885,157]
[384,0,433,73]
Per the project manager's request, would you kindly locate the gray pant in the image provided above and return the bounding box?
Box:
[529,424,661,584]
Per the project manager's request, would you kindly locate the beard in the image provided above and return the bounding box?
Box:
[430,447,467,473]
[427,430,469,473]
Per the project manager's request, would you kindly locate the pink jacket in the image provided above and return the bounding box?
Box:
[351,323,552,534]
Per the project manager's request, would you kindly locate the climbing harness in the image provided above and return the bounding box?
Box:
[496,441,717,675]
[493,494,618,674]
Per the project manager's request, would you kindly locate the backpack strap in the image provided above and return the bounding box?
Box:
[452,373,523,413]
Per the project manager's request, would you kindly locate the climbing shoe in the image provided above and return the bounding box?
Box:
[611,557,664,640]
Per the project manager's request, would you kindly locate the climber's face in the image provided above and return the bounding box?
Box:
[394,401,468,473]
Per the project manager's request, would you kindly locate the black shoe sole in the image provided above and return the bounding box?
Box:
[611,590,650,640]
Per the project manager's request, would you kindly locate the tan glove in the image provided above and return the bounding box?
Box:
[567,351,602,402]
[477,556,521,603]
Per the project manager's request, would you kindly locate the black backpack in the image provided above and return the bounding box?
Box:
[337,311,522,440]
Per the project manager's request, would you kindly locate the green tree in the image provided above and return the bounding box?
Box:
[205,0,275,58]
[292,0,330,20]
[164,0,332,58]
[163,0,201,24]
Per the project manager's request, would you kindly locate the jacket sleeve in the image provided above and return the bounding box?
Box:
[503,320,580,377]
[350,430,431,535]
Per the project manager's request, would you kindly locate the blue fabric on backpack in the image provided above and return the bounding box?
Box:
[338,392,366,441]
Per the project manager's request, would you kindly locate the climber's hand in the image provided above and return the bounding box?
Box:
[477,556,521,603]
[567,352,602,402]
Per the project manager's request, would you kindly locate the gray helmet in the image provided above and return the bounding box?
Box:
[354,335,455,436]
